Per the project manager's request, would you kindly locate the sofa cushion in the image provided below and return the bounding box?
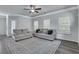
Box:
[42,29,48,34]
[48,30,53,35]
[23,29,28,33]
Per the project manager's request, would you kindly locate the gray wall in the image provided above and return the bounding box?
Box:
[0,16,6,35]
[32,9,78,42]
[16,16,32,31]
[8,16,32,36]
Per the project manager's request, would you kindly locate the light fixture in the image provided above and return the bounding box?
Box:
[24,5,41,13]
[31,9,35,12]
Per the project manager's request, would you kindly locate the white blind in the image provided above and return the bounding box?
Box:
[11,20,16,34]
[58,15,71,34]
[43,19,50,29]
[34,20,38,30]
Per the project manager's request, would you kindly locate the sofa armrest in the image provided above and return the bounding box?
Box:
[52,30,56,38]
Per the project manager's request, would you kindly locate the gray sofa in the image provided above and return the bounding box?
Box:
[34,29,56,41]
[12,29,33,41]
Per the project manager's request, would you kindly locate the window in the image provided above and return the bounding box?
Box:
[11,20,16,34]
[43,19,50,29]
[34,20,38,30]
[58,15,71,34]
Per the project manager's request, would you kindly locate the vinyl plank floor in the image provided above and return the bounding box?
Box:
[55,40,79,54]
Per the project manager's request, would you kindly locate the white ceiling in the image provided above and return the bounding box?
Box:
[0,5,77,17]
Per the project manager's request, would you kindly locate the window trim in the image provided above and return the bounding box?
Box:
[58,14,72,34]
[34,20,38,30]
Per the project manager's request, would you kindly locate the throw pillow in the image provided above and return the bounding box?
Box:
[36,29,40,33]
[43,29,48,34]
[48,30,53,35]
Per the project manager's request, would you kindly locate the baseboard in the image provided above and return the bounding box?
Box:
[56,36,78,43]
[57,38,78,44]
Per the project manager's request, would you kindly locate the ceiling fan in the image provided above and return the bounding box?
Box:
[24,5,41,13]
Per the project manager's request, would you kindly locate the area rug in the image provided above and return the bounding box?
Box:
[16,37,61,54]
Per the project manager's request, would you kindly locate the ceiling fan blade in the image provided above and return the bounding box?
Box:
[24,8,30,10]
[35,8,41,10]
[35,11,39,13]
